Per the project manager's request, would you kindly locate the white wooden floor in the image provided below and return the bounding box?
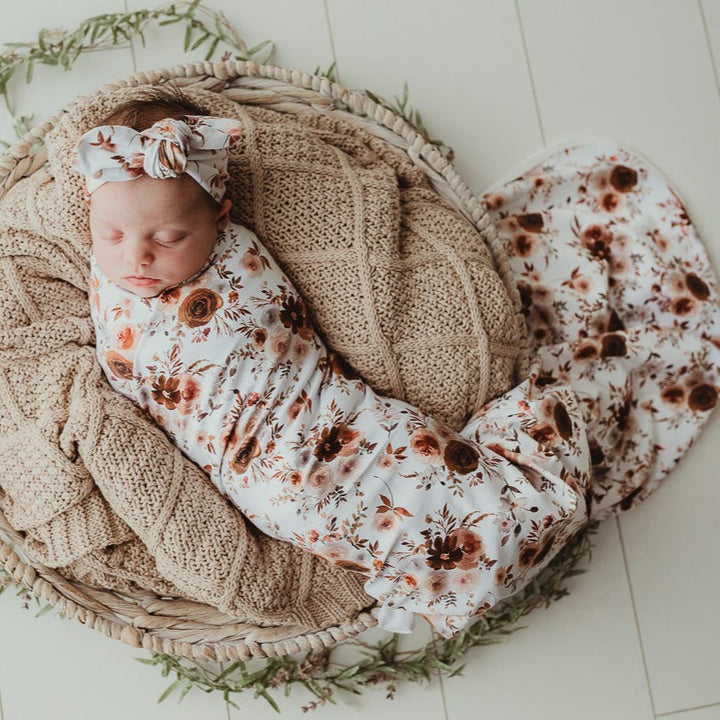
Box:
[1,1,719,718]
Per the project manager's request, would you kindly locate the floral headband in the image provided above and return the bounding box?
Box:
[72,115,243,203]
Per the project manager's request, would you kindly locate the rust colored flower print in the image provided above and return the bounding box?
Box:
[600,333,627,358]
[229,436,261,474]
[609,165,638,193]
[410,428,442,464]
[661,384,685,406]
[280,294,314,340]
[241,251,263,277]
[553,402,573,440]
[512,233,537,257]
[600,192,620,212]
[426,534,463,570]
[313,423,360,462]
[115,324,137,350]
[451,527,485,570]
[573,341,598,363]
[581,224,613,260]
[517,213,544,233]
[686,273,710,301]
[530,423,557,446]
[178,288,223,328]
[151,375,182,410]
[89,144,720,641]
[444,439,480,474]
[105,350,133,380]
[671,296,697,316]
[687,384,718,412]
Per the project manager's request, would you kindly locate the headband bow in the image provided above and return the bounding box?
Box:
[72,115,243,203]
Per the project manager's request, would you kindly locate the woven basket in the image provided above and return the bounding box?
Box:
[0,60,528,663]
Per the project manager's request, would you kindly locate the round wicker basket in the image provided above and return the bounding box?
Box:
[0,60,528,663]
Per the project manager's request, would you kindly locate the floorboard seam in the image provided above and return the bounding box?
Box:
[616,516,657,717]
[514,0,546,147]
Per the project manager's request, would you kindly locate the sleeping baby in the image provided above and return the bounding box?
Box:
[75,94,589,638]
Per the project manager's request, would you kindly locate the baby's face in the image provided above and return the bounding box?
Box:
[89,174,230,298]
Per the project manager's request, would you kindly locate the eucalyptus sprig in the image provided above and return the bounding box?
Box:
[0,0,274,115]
[142,521,597,712]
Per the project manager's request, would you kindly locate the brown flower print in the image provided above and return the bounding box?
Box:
[671,296,697,316]
[660,384,685,406]
[313,423,360,462]
[179,288,223,327]
[280,295,314,340]
[600,333,627,358]
[451,527,484,570]
[512,233,537,257]
[426,535,463,570]
[105,350,134,380]
[229,435,261,474]
[600,193,620,212]
[444,439,480,474]
[517,213,544,233]
[581,225,613,260]
[410,428,442,464]
[530,423,557,446]
[371,512,396,532]
[307,464,332,492]
[686,273,710,301]
[484,193,504,210]
[518,525,559,569]
[241,252,263,277]
[114,324,137,351]
[553,402,573,440]
[176,374,201,415]
[252,327,267,350]
[609,165,638,193]
[687,384,718,412]
[151,375,182,410]
[90,130,116,152]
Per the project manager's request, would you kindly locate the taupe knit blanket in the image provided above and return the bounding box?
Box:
[0,84,523,632]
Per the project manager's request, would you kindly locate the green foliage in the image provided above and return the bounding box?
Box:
[0,1,274,117]
[140,521,598,712]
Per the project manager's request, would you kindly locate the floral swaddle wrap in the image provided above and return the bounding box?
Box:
[90,220,590,637]
[89,142,720,638]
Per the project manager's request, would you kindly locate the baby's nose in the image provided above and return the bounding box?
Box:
[123,238,154,266]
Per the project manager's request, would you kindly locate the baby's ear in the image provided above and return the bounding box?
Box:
[216,198,232,230]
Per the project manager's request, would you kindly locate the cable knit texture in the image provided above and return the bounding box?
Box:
[0,84,523,632]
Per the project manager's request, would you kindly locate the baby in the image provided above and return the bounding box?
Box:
[76,95,588,637]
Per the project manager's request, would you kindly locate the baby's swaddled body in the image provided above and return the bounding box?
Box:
[91,221,588,637]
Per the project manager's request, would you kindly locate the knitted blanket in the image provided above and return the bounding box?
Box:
[0,84,524,632]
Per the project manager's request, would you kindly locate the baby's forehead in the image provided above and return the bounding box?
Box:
[90,176,214,217]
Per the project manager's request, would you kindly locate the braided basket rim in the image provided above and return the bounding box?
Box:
[0,59,529,662]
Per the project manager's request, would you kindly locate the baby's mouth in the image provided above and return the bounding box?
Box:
[124,275,160,287]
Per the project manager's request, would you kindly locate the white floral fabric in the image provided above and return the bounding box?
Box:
[74,116,243,203]
[89,144,720,638]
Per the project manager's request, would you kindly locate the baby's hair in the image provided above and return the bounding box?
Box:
[99,84,207,131]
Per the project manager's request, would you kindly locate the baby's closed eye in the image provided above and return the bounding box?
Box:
[153,232,188,245]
